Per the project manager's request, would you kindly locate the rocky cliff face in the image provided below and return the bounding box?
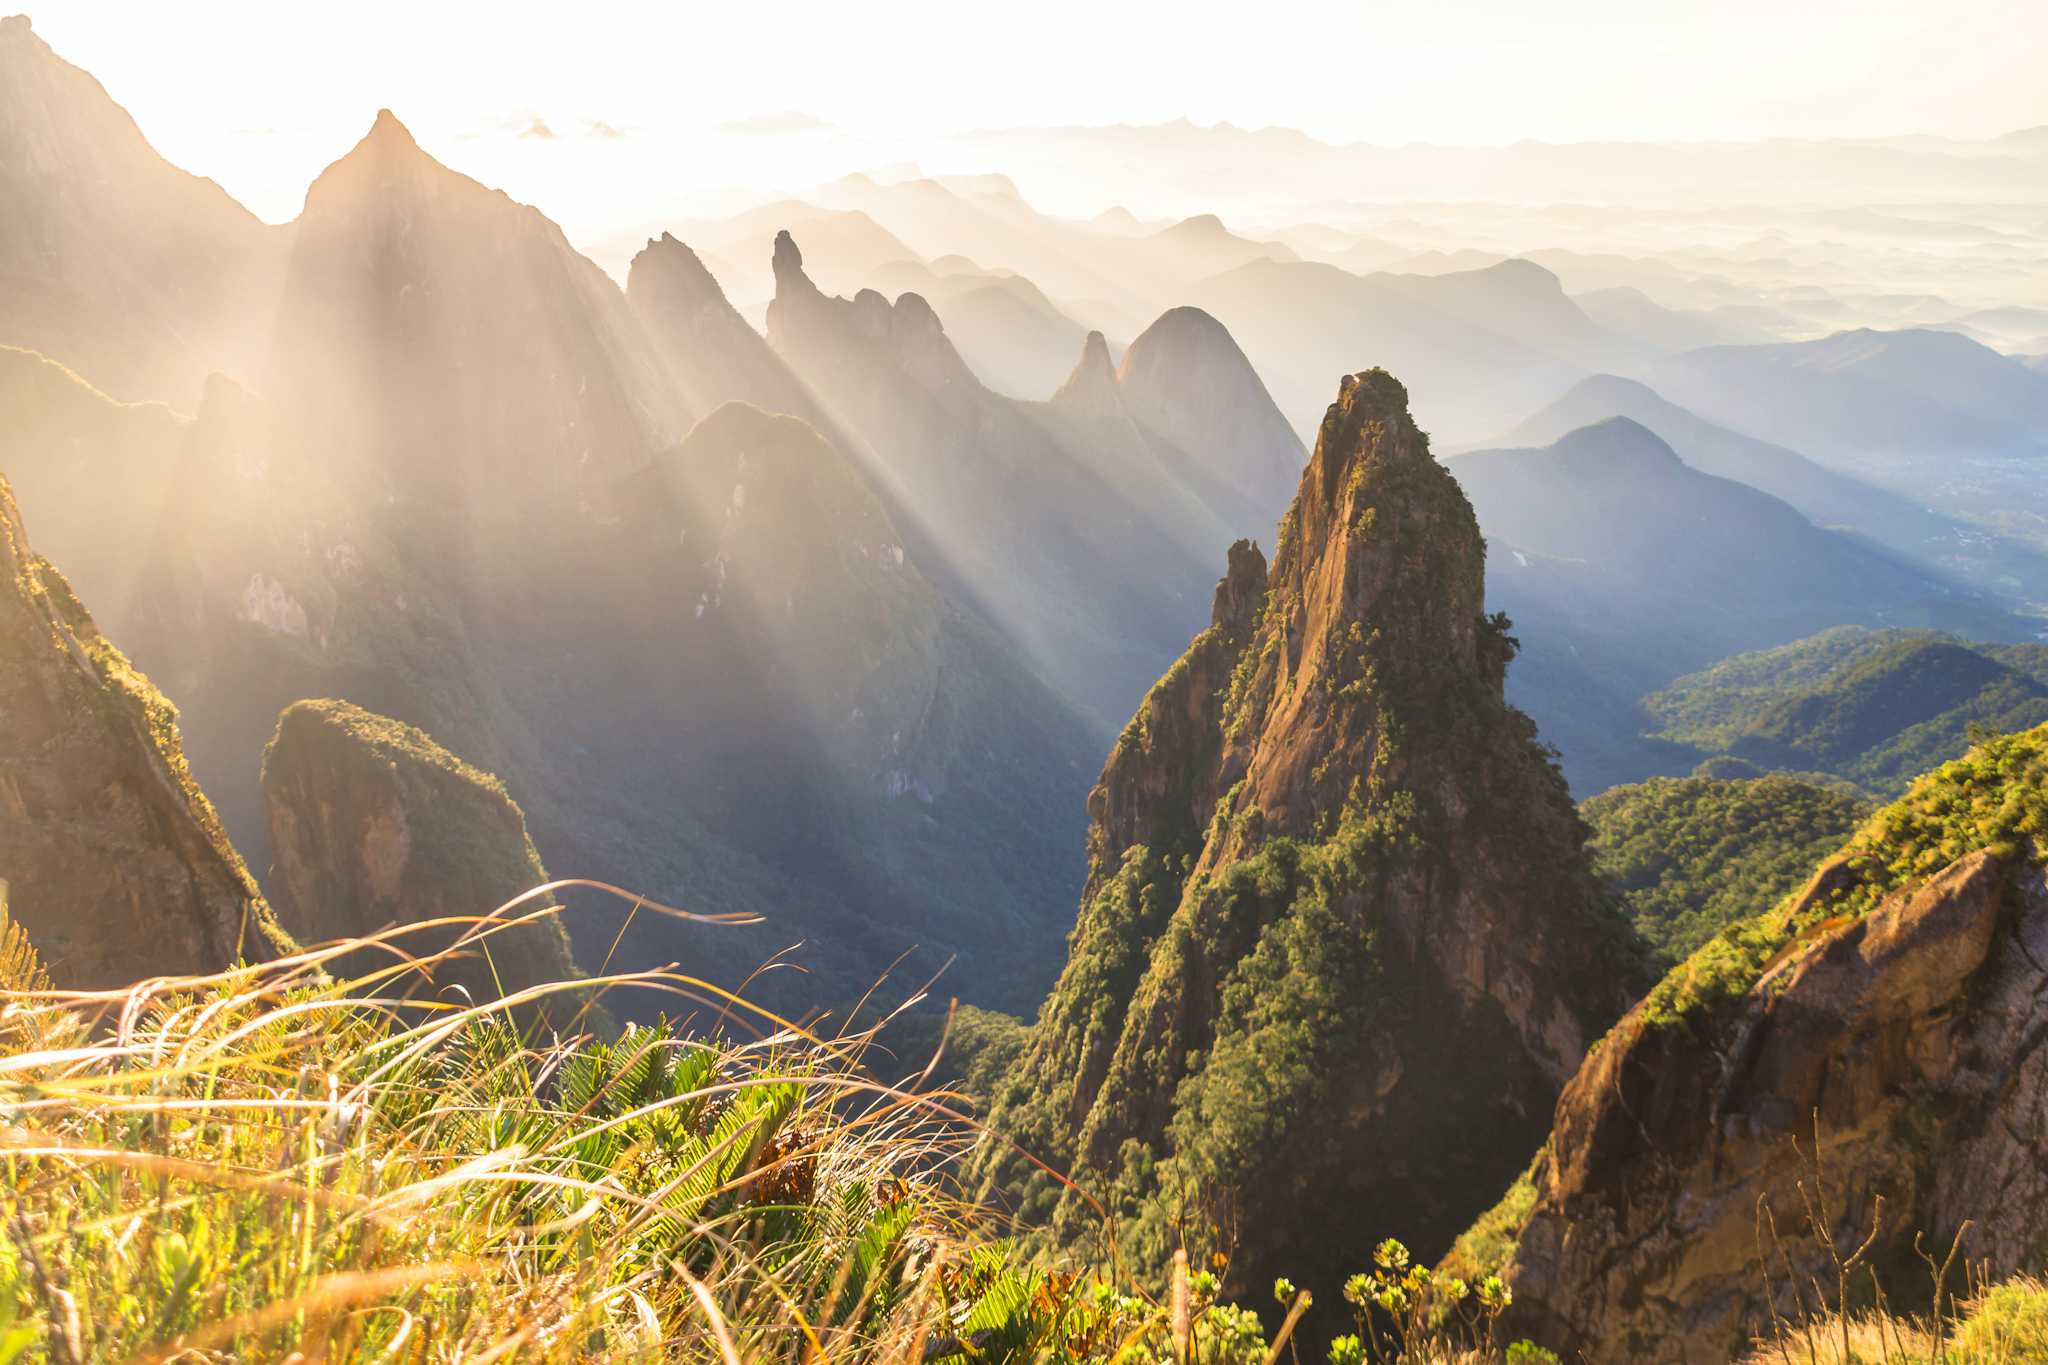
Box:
[0,475,289,988]
[1500,725,2048,1363]
[980,370,1644,1306]
[262,700,582,1012]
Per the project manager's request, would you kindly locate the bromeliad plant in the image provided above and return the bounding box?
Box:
[1327,1238,1520,1365]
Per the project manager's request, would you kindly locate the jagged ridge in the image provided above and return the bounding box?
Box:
[978,369,1646,1316]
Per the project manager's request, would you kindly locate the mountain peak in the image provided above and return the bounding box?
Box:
[1546,415,1683,470]
[1159,212,1228,239]
[1301,367,1424,511]
[1,13,30,38]
[1049,330,1123,418]
[1117,306,1304,527]
[771,228,814,295]
[1119,305,1236,375]
[366,107,417,147]
[305,105,442,201]
[629,230,723,307]
[978,365,1636,1307]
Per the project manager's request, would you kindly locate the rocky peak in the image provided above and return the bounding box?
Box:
[270,105,690,512]
[262,699,584,1017]
[1212,536,1266,630]
[300,108,455,214]
[771,228,811,294]
[1497,723,2048,1362]
[979,369,1640,1311]
[627,231,722,309]
[627,230,838,427]
[366,107,417,149]
[767,231,981,400]
[0,476,290,988]
[1048,330,1124,419]
[1117,307,1304,535]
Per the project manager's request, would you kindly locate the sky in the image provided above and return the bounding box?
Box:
[23,0,2048,230]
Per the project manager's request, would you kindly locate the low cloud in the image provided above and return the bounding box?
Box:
[718,111,832,136]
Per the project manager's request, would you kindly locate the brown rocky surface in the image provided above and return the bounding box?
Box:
[979,369,1645,1312]
[261,699,583,1014]
[0,474,288,988]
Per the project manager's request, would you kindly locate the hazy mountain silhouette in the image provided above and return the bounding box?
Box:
[1570,287,1766,351]
[0,14,282,406]
[866,256,1097,399]
[264,110,690,518]
[1503,373,2048,600]
[1145,212,1297,280]
[766,228,1218,727]
[1185,257,1614,441]
[1447,418,2024,792]
[1647,327,2048,465]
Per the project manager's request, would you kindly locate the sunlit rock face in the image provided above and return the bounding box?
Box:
[977,370,1645,1319]
[0,474,290,988]
[1501,736,2048,1362]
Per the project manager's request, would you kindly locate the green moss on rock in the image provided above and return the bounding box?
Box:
[261,699,586,1021]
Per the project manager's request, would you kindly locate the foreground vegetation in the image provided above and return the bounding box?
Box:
[0,879,2037,1361]
[1639,721,2048,1027]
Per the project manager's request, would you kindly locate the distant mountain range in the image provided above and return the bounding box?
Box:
[1446,417,2028,792]
[959,117,2048,221]
[1643,626,2048,795]
[1502,372,2048,602]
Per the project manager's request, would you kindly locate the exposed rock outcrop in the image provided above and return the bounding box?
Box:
[0,474,288,988]
[262,700,582,1013]
[1500,726,2048,1363]
[979,370,1645,1310]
